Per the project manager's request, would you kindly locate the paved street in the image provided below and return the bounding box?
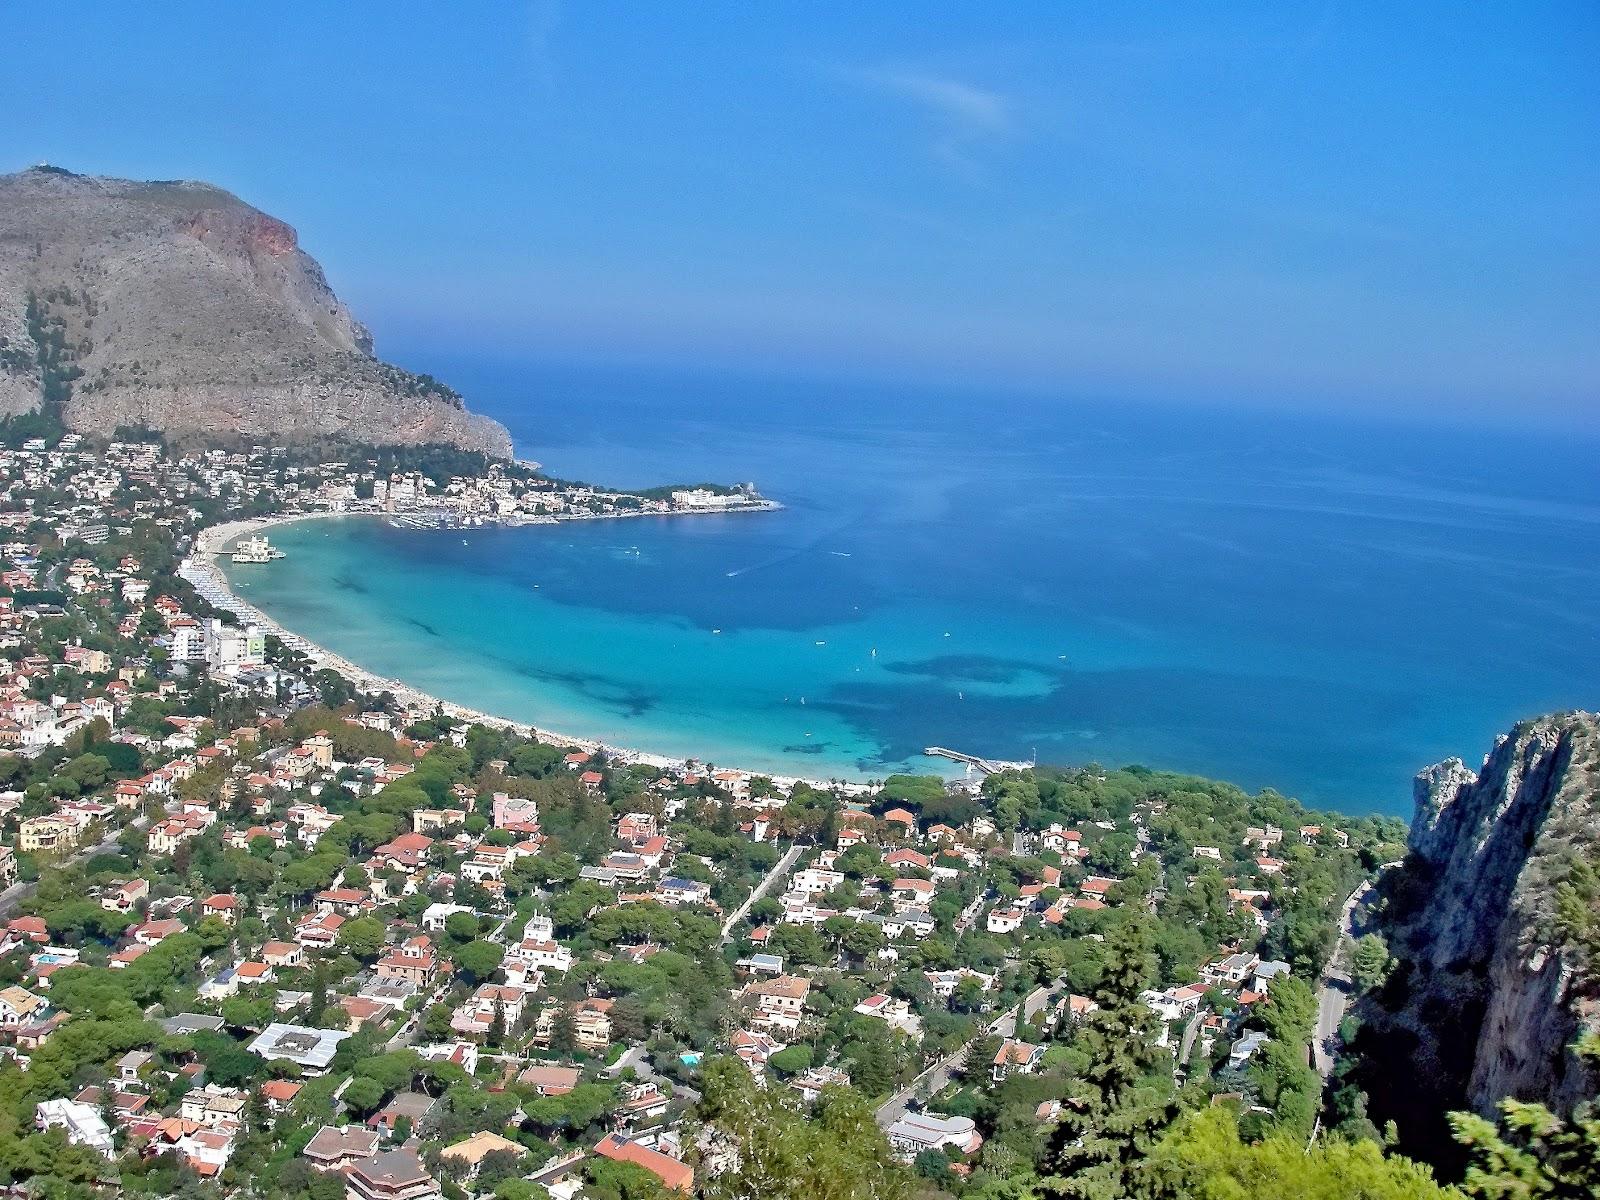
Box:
[1312,866,1397,1079]
[0,814,149,921]
[719,842,803,944]
[875,974,1065,1129]
[1177,1009,1205,1073]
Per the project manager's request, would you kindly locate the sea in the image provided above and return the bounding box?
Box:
[224,355,1600,816]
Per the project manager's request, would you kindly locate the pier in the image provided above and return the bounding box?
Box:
[924,745,1035,775]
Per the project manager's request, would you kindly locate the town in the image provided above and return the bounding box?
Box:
[0,429,1403,1200]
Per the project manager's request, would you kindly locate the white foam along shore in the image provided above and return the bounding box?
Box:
[181,511,878,796]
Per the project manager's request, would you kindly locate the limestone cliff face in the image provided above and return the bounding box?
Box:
[0,165,511,455]
[1374,712,1600,1131]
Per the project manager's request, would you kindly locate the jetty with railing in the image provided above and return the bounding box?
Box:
[924,745,1036,775]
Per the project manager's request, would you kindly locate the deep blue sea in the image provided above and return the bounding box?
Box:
[226,356,1600,816]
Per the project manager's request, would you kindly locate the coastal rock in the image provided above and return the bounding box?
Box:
[0,164,511,456]
[1360,712,1600,1157]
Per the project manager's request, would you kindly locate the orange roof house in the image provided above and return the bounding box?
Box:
[594,1134,693,1192]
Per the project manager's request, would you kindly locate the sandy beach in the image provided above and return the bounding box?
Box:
[180,511,876,795]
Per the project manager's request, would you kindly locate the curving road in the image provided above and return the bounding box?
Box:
[1313,864,1398,1080]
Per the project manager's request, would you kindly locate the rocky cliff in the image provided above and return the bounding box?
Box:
[1358,712,1600,1160]
[0,165,511,455]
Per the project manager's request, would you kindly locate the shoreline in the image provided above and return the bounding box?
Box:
[180,510,881,795]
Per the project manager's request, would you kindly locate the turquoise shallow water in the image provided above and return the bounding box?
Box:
[226,358,1600,815]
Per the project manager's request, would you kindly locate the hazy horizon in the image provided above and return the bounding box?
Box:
[3,3,1595,429]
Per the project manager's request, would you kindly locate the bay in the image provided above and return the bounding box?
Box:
[225,355,1600,815]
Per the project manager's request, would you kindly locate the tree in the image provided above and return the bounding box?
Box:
[585,1157,665,1200]
[1042,918,1178,1200]
[189,1031,267,1088]
[913,1148,957,1187]
[423,1004,455,1042]
[1450,1034,1600,1199]
[767,1045,814,1077]
[951,975,987,1014]
[194,914,233,951]
[551,1008,579,1056]
[455,940,505,983]
[489,1003,507,1047]
[444,911,481,943]
[1147,1106,1452,1199]
[338,916,386,961]
[1257,974,1317,1046]
[309,962,329,1024]
[477,1149,528,1190]
[1352,934,1393,992]
[221,996,274,1031]
[527,1082,614,1134]
[840,921,887,962]
[699,1057,908,1200]
[494,1182,551,1200]
[342,1076,386,1116]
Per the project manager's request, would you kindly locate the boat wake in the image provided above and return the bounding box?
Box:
[724,517,860,578]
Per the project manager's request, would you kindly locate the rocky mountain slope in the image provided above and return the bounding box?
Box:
[1358,711,1600,1158]
[0,165,510,455]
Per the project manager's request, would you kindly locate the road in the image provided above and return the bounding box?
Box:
[605,1044,651,1079]
[0,814,149,921]
[1312,868,1395,1079]
[1176,1009,1205,1073]
[954,891,988,935]
[385,978,452,1051]
[875,974,1065,1130]
[718,842,803,945]
[603,1044,701,1103]
[381,914,515,1051]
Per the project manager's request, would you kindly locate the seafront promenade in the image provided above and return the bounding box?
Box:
[180,512,875,795]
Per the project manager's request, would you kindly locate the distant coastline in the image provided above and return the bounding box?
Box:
[180,511,879,795]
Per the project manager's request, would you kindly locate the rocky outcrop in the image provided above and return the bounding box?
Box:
[1359,713,1600,1158]
[0,165,511,456]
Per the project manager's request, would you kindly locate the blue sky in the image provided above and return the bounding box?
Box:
[3,3,1596,424]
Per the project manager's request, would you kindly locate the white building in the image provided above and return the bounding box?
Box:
[670,488,736,509]
[169,618,206,662]
[885,1111,982,1158]
[35,1099,115,1156]
[206,619,266,674]
[248,1023,351,1074]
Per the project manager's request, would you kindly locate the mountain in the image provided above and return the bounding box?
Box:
[0,165,511,456]
[1355,711,1600,1162]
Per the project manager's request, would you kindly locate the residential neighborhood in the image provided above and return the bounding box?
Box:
[0,431,1401,1199]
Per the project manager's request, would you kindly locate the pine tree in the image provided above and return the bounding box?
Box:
[551,1007,578,1056]
[1043,918,1179,1200]
[699,1057,908,1200]
[1450,1033,1600,1198]
[309,960,328,1024]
